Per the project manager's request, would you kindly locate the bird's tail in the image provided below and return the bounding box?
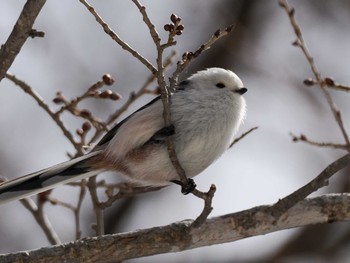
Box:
[0,151,103,205]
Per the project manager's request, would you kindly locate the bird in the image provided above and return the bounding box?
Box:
[0,67,247,205]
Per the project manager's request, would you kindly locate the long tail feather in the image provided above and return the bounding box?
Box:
[0,151,103,205]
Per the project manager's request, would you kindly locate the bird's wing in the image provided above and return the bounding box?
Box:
[96,96,161,147]
[104,97,165,158]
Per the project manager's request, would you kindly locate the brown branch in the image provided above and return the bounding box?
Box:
[99,184,164,209]
[87,177,104,236]
[74,180,87,240]
[291,133,347,150]
[304,77,350,92]
[229,126,258,148]
[88,51,176,145]
[81,0,234,228]
[79,0,157,75]
[191,185,216,227]
[46,180,87,240]
[279,0,350,152]
[169,25,234,90]
[20,198,61,245]
[4,194,350,262]
[55,74,115,115]
[5,72,82,154]
[0,0,46,82]
[271,153,350,217]
[130,1,191,189]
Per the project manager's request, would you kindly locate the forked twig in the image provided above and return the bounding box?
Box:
[20,198,61,245]
[279,0,350,152]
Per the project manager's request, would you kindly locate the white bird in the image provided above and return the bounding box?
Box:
[0,68,247,205]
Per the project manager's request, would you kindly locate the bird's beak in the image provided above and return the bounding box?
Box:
[235,87,247,95]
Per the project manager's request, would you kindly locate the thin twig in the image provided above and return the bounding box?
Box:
[55,78,109,115]
[87,177,104,236]
[46,181,87,240]
[99,185,164,209]
[79,0,157,74]
[304,77,350,92]
[75,180,87,239]
[279,0,350,152]
[291,133,347,150]
[20,198,61,245]
[169,25,234,90]
[230,126,258,148]
[88,51,176,145]
[5,72,82,154]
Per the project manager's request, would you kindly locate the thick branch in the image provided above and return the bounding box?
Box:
[0,0,46,82]
[2,194,350,262]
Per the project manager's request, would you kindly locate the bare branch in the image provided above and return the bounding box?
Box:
[79,0,157,74]
[169,25,234,90]
[20,198,61,245]
[55,74,115,116]
[291,133,348,150]
[46,180,87,240]
[279,0,350,151]
[88,51,176,145]
[5,72,82,154]
[271,153,350,217]
[99,184,164,209]
[191,185,216,227]
[304,77,350,92]
[230,126,258,148]
[87,177,104,236]
[0,0,46,82]
[3,194,350,262]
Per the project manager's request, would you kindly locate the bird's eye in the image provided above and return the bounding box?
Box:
[216,82,225,88]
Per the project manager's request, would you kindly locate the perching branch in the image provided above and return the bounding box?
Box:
[0,0,47,82]
[3,194,350,262]
[129,2,238,225]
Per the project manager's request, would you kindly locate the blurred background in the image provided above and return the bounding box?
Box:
[1,0,350,262]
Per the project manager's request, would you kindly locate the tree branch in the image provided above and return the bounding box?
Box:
[5,72,82,154]
[79,0,157,75]
[0,0,46,82]
[271,153,350,217]
[20,199,61,245]
[279,0,350,152]
[2,194,350,262]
